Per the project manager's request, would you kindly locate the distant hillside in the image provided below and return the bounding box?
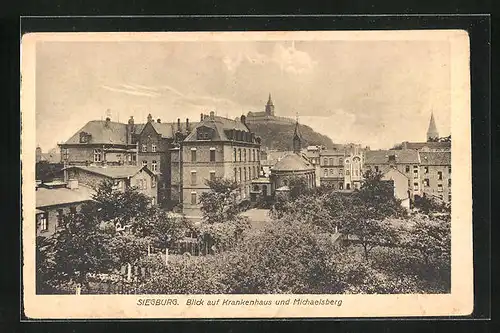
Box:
[246,121,334,151]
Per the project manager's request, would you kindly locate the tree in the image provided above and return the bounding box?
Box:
[338,170,407,260]
[199,178,240,224]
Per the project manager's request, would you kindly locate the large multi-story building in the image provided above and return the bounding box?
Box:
[419,151,452,203]
[58,115,198,206]
[178,112,262,218]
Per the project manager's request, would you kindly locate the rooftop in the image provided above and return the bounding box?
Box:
[419,151,451,165]
[184,114,252,142]
[365,149,420,165]
[36,185,94,208]
[64,165,149,179]
[271,153,314,172]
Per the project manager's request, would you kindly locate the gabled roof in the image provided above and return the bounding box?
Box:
[382,167,408,180]
[36,185,95,208]
[419,151,451,166]
[271,153,314,172]
[64,165,153,179]
[402,141,451,150]
[184,115,251,142]
[364,149,420,165]
[64,120,130,145]
[141,121,174,138]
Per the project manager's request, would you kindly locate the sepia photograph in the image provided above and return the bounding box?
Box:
[21,30,472,318]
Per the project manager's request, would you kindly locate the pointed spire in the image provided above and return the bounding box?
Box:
[293,114,302,153]
[266,93,273,106]
[426,112,439,141]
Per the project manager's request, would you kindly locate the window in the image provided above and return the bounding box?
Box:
[151,144,157,152]
[39,214,48,231]
[437,184,443,192]
[424,179,430,187]
[438,171,443,180]
[142,144,147,152]
[413,169,418,178]
[152,177,156,188]
[323,158,328,166]
[234,148,237,162]
[239,148,242,162]
[142,160,148,167]
[57,209,64,227]
[339,158,343,164]
[339,183,343,190]
[239,167,242,183]
[339,168,343,175]
[345,159,349,164]
[346,183,351,190]
[234,168,237,182]
[425,166,429,174]
[253,150,256,162]
[191,149,197,163]
[244,150,247,162]
[151,160,157,172]
[329,158,333,166]
[413,182,419,191]
[408,179,411,187]
[448,194,452,202]
[448,179,451,187]
[253,166,257,179]
[405,165,410,173]
[375,166,379,172]
[151,197,156,206]
[191,192,197,205]
[324,169,328,177]
[93,149,101,162]
[346,170,350,176]
[244,168,247,181]
[210,148,216,162]
[449,166,451,174]
[70,206,77,214]
[210,171,216,182]
[257,152,260,161]
[191,171,197,185]
[249,167,252,179]
[62,148,69,160]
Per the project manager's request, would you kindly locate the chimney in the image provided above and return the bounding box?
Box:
[105,117,111,127]
[200,113,204,121]
[209,111,215,120]
[186,118,190,132]
[147,113,153,123]
[157,118,161,123]
[240,115,246,124]
[128,116,134,125]
[67,178,79,190]
[177,118,181,132]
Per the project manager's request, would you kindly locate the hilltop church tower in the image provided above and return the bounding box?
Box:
[265,93,275,116]
[426,112,439,142]
[292,118,302,154]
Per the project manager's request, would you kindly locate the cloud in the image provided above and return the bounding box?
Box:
[271,43,317,75]
[221,42,317,75]
[299,109,357,144]
[101,84,160,97]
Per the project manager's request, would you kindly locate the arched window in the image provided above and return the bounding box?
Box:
[323,158,328,166]
[329,158,333,166]
[238,148,242,162]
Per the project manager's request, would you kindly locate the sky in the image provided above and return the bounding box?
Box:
[35,37,451,151]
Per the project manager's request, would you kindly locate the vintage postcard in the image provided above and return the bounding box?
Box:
[22,30,472,319]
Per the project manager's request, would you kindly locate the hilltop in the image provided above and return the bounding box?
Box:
[246,121,334,151]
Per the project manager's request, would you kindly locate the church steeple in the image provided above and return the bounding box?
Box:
[426,112,439,141]
[265,93,275,116]
[292,114,302,153]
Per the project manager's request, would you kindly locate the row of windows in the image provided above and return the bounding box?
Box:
[141,143,157,153]
[234,166,259,183]
[38,207,78,232]
[233,148,260,163]
[422,178,451,187]
[190,184,252,205]
[190,170,220,185]
[405,165,451,175]
[190,149,217,163]
[142,160,158,172]
[323,168,344,177]
[322,157,344,166]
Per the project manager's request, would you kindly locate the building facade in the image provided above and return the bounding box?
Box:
[419,151,452,203]
[36,180,94,237]
[64,165,158,205]
[178,112,261,218]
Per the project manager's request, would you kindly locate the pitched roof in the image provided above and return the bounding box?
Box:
[419,151,451,165]
[184,115,251,142]
[149,122,174,138]
[36,185,94,208]
[64,165,151,179]
[64,120,130,145]
[364,150,420,165]
[402,141,451,150]
[271,153,314,172]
